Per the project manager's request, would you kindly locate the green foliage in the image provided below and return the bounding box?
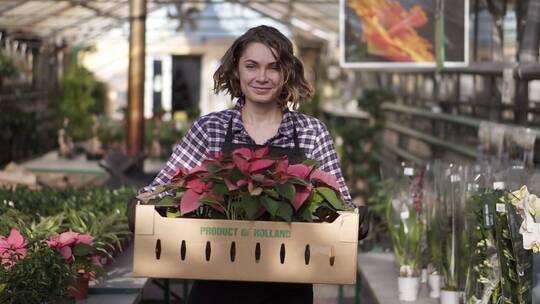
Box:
[0,241,72,304]
[465,190,501,303]
[492,193,531,304]
[57,62,101,141]
[385,184,423,277]
[0,51,18,78]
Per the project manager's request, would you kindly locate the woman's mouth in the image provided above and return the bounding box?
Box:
[251,87,273,94]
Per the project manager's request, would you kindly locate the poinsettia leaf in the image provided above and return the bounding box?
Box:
[207,163,222,173]
[316,187,346,210]
[250,187,263,196]
[309,191,323,213]
[311,170,340,191]
[276,183,295,203]
[212,183,229,196]
[276,202,293,222]
[154,195,177,206]
[288,176,308,186]
[73,243,95,257]
[229,168,247,182]
[292,185,312,211]
[180,189,202,214]
[302,159,320,168]
[251,174,266,182]
[253,146,270,158]
[287,164,313,179]
[250,159,275,173]
[262,196,279,217]
[241,195,259,219]
[264,189,280,199]
[200,196,220,205]
[296,203,313,222]
[175,190,185,198]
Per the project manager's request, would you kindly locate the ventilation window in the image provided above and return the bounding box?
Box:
[230,241,236,262]
[329,246,335,266]
[304,244,310,265]
[155,239,161,260]
[255,242,261,263]
[180,240,186,261]
[280,243,286,264]
[205,241,211,261]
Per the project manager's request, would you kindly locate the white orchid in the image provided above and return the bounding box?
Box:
[510,186,540,252]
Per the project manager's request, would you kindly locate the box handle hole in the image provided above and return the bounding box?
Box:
[155,239,161,260]
[280,243,286,264]
[304,244,310,265]
[329,246,335,266]
[255,242,261,263]
[205,241,211,261]
[180,240,186,261]
[230,241,236,262]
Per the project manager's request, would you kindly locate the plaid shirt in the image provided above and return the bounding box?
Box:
[140,100,353,207]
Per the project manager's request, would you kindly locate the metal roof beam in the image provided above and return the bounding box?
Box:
[45,2,126,38]
[0,1,31,17]
[75,2,124,21]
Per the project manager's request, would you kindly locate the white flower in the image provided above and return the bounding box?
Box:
[527,194,540,219]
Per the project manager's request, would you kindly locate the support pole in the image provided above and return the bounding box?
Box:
[127,0,146,157]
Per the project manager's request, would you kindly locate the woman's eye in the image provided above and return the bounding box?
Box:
[245,65,255,69]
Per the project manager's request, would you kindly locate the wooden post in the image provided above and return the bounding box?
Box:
[127,0,146,157]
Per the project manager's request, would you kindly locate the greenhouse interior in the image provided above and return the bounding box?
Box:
[1,0,540,303]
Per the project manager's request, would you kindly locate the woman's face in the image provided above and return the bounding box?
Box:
[237,42,283,106]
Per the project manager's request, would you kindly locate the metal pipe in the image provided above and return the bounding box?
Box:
[127,0,146,157]
[385,121,478,158]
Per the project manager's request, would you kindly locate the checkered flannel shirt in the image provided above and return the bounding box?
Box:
[139,100,353,207]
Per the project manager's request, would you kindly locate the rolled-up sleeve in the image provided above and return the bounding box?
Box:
[311,121,354,207]
[139,117,209,196]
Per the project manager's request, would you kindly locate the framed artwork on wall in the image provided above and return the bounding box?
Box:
[340,0,469,68]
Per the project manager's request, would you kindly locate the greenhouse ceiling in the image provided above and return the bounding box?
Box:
[0,0,340,45]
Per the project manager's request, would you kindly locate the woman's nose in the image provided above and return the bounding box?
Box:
[255,68,269,82]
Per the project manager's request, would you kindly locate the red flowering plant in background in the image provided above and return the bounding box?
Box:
[0,228,27,270]
[45,231,104,276]
[138,146,350,222]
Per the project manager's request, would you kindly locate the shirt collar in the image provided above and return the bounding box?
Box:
[232,98,294,139]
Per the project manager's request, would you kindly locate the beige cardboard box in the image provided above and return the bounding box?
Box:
[133,204,359,284]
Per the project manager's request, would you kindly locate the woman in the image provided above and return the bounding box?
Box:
[138,25,355,304]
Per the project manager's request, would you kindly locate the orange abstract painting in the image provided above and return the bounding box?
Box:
[347,0,434,62]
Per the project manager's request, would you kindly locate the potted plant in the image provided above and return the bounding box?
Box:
[45,231,104,300]
[134,146,357,284]
[424,173,442,298]
[0,228,72,303]
[438,164,470,304]
[385,167,424,302]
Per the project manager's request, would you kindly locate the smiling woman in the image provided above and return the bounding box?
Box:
[137,25,355,304]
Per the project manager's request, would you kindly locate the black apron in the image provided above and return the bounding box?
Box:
[188,115,313,304]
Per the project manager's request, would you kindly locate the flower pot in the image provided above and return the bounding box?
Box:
[427,273,440,298]
[421,268,428,283]
[440,290,463,304]
[69,274,90,300]
[398,276,420,302]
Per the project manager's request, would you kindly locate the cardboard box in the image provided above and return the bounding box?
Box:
[133,204,359,284]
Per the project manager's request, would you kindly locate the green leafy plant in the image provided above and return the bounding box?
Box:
[385,179,423,277]
[57,62,99,141]
[438,166,469,291]
[139,146,350,222]
[0,52,18,78]
[465,190,501,304]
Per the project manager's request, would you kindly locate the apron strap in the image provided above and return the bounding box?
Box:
[221,114,234,154]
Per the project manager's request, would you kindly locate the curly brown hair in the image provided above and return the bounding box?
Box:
[213,25,314,108]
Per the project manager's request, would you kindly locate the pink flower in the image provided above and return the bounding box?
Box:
[0,228,28,269]
[45,231,95,261]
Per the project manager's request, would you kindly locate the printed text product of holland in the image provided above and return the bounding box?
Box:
[200,227,291,238]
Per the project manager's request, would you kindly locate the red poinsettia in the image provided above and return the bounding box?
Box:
[139,146,349,222]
